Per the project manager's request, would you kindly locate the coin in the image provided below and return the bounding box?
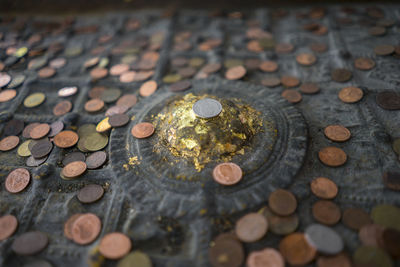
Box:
[193,98,222,119]
[318,146,347,167]
[275,43,294,53]
[0,215,18,241]
[371,204,400,231]
[24,92,46,108]
[299,82,319,94]
[369,26,386,36]
[84,132,108,151]
[110,64,130,76]
[324,125,351,142]
[0,135,19,151]
[374,44,394,56]
[331,68,352,82]
[117,251,152,267]
[305,224,343,255]
[22,123,40,138]
[163,73,182,84]
[209,235,244,267]
[77,184,104,204]
[26,155,47,167]
[96,117,112,133]
[310,177,338,199]
[382,228,400,258]
[54,130,79,148]
[0,73,11,87]
[101,88,121,103]
[64,214,82,240]
[246,248,284,267]
[354,57,375,70]
[139,80,157,97]
[4,119,24,136]
[359,224,385,247]
[71,213,101,245]
[49,57,66,69]
[7,74,25,88]
[296,53,317,66]
[202,63,221,74]
[268,189,297,216]
[109,114,130,127]
[212,162,243,186]
[31,139,53,158]
[261,77,281,87]
[62,152,85,166]
[11,231,48,256]
[310,42,328,53]
[30,123,50,139]
[48,121,64,137]
[38,67,56,78]
[99,232,132,260]
[116,94,137,108]
[281,89,302,103]
[120,71,137,83]
[84,57,100,68]
[376,91,400,110]
[259,61,278,72]
[353,246,393,267]
[281,76,300,87]
[235,213,268,243]
[169,80,192,92]
[58,86,78,97]
[260,206,299,235]
[131,122,155,139]
[279,233,316,266]
[382,171,400,191]
[0,89,17,102]
[90,67,108,79]
[86,151,107,169]
[5,168,30,193]
[17,140,32,157]
[62,161,87,179]
[317,253,352,267]
[312,200,341,225]
[338,87,363,103]
[178,67,196,78]
[342,208,372,230]
[85,98,104,113]
[225,66,246,80]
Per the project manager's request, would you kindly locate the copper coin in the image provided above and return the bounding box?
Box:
[53,100,72,116]
[281,89,302,103]
[169,80,192,92]
[312,200,341,225]
[324,125,351,142]
[279,233,317,266]
[139,80,157,97]
[178,67,196,78]
[317,252,352,267]
[382,228,400,258]
[331,68,352,82]
[116,94,137,108]
[88,86,106,99]
[63,152,85,166]
[77,184,104,204]
[49,57,66,69]
[296,53,317,66]
[5,168,30,193]
[71,213,101,245]
[300,82,320,94]
[275,43,294,54]
[369,26,386,36]
[374,44,395,56]
[212,162,243,186]
[31,139,53,158]
[354,57,375,70]
[318,146,347,167]
[64,214,82,240]
[246,248,285,267]
[84,57,100,68]
[101,88,122,103]
[261,77,281,88]
[259,61,278,72]
[131,122,155,139]
[38,67,56,78]
[244,59,261,71]
[376,91,400,110]
[11,231,48,256]
[132,70,153,82]
[269,189,297,216]
[106,105,129,116]
[338,87,363,103]
[0,135,19,151]
[54,130,79,148]
[0,89,17,102]
[209,235,244,267]
[202,62,221,74]
[261,206,299,235]
[225,66,246,80]
[22,123,40,138]
[30,123,50,139]
[0,215,18,241]
[62,161,87,179]
[0,72,11,87]
[109,114,130,127]
[4,119,24,136]
[235,213,268,243]
[90,67,108,79]
[310,42,328,53]
[99,232,132,260]
[281,75,300,87]
[382,171,400,191]
[119,71,136,83]
[84,98,104,113]
[58,86,78,97]
[48,121,64,137]
[310,177,338,199]
[359,224,385,247]
[110,64,130,76]
[342,208,372,231]
[86,151,107,169]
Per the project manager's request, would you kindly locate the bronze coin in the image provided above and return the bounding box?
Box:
[0,214,18,241]
[84,57,100,69]
[0,135,19,151]
[261,77,281,88]
[354,57,375,70]
[62,152,85,166]
[38,67,56,78]
[88,86,106,99]
[369,26,386,36]
[374,44,394,56]
[53,100,72,116]
[48,121,64,137]
[310,42,328,53]
[281,89,302,103]
[382,172,400,191]
[275,43,294,54]
[279,233,317,266]
[169,80,192,92]
[119,71,136,83]
[260,206,299,235]
[132,70,154,82]
[90,67,108,80]
[212,162,243,186]
[5,168,30,193]
[62,161,87,179]
[317,253,352,267]
[376,91,400,110]
[0,72,11,87]
[209,235,244,267]
[22,123,40,139]
[64,214,82,240]
[324,125,351,142]
[85,98,105,113]
[110,64,130,76]
[105,104,126,117]
[268,189,297,216]
[86,151,107,169]
[54,130,79,148]
[342,208,372,231]
[178,67,196,78]
[299,82,320,94]
[30,123,50,139]
[71,213,101,245]
[318,146,347,167]
[312,200,341,225]
[131,122,155,139]
[382,228,400,258]
[310,177,338,199]
[11,231,48,256]
[139,80,157,97]
[281,75,300,87]
[259,61,278,72]
[116,94,137,108]
[359,224,385,247]
[202,62,222,74]
[0,89,17,102]
[338,87,363,103]
[49,57,66,69]
[331,68,352,82]
[246,248,285,267]
[109,114,130,127]
[99,232,132,260]
[77,184,104,204]
[225,66,246,80]
[296,53,317,66]
[235,213,268,243]
[31,139,53,158]
[4,119,24,136]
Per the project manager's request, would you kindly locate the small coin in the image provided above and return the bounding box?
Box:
[305,224,343,255]
[162,73,182,84]
[77,184,104,204]
[281,75,300,87]
[359,224,385,247]
[225,66,246,80]
[324,125,351,142]
[338,87,363,103]
[0,135,19,151]
[86,151,107,169]
[382,228,400,258]
[31,139,53,158]
[281,89,302,103]
[318,146,347,167]
[11,231,48,256]
[299,82,319,94]
[54,130,79,148]
[296,53,317,66]
[374,44,395,56]
[17,140,32,157]
[331,68,352,82]
[246,248,284,267]
[109,114,130,127]
[275,43,294,53]
[178,67,196,78]
[310,177,338,199]
[5,168,30,193]
[261,77,281,87]
[312,200,341,225]
[53,100,73,116]
[105,104,126,117]
[193,98,222,119]
[139,80,157,97]
[279,233,316,266]
[202,63,221,74]
[260,206,299,235]
[369,26,386,36]
[26,155,47,167]
[120,71,137,83]
[382,171,400,191]
[24,92,46,108]
[30,123,50,139]
[4,119,24,136]
[48,121,64,137]
[268,189,297,216]
[0,215,18,241]
[101,88,121,103]
[310,42,328,53]
[62,161,87,179]
[28,57,47,70]
[99,232,132,260]
[63,152,85,166]
[0,73,11,87]
[224,59,243,69]
[235,213,268,243]
[342,208,372,231]
[169,80,192,92]
[259,61,278,72]
[38,67,56,79]
[371,204,400,231]
[354,57,375,70]
[71,213,101,245]
[0,89,17,102]
[64,214,82,240]
[6,74,25,89]
[376,91,400,110]
[317,253,352,267]
[117,251,153,267]
[90,67,108,80]
[353,246,393,267]
[89,86,106,99]
[85,98,104,113]
[110,64,130,76]
[96,117,112,133]
[212,162,243,186]
[22,123,40,139]
[84,132,108,151]
[58,86,78,97]
[209,235,244,267]
[84,57,100,68]
[117,94,137,108]
[49,57,66,69]
[131,122,155,139]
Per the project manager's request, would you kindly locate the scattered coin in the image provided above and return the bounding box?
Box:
[77,184,104,204]
[299,82,319,94]
[193,98,222,119]
[105,105,127,117]
[324,125,351,142]
[0,135,19,151]
[110,64,130,76]
[85,98,104,113]
[90,67,108,80]
[64,214,82,240]
[62,161,87,179]
[279,233,316,266]
[0,73,11,87]
[116,94,137,108]
[376,91,400,110]
[11,231,48,256]
[317,253,352,267]
[359,223,385,247]
[31,139,53,158]
[48,121,64,137]
[22,123,40,138]
[374,44,394,56]
[0,215,18,241]
[246,248,284,267]
[30,123,50,139]
[331,68,352,82]
[261,77,281,87]
[275,43,294,53]
[54,130,79,148]
[225,66,246,80]
[342,208,372,231]
[71,213,101,245]
[58,86,78,97]
[235,213,268,243]
[353,246,393,267]
[5,168,30,193]
[305,224,344,255]
[38,67,56,78]
[212,162,243,186]
[296,53,317,66]
[24,92,46,108]
[62,152,85,166]
[26,155,47,167]
[202,63,221,74]
[169,80,192,92]
[117,251,153,267]
[382,171,400,191]
[338,87,363,103]
[84,132,108,151]
[0,89,17,102]
[99,232,132,260]
[139,80,157,97]
[4,119,24,136]
[318,146,347,167]
[96,117,112,133]
[131,122,155,139]
[281,89,302,103]
[17,140,32,157]
[109,114,130,127]
[354,57,375,70]
[209,234,244,267]
[312,200,341,225]
[259,61,278,72]
[49,57,67,69]
[260,206,299,235]
[281,75,300,87]
[310,177,338,199]
[120,71,137,83]
[369,26,386,36]
[86,151,107,169]
[371,204,400,231]
[310,42,328,53]
[268,189,297,216]
[101,88,121,103]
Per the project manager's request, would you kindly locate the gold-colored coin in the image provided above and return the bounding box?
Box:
[24,92,46,108]
[84,133,109,151]
[96,117,111,133]
[14,47,28,58]
[17,140,32,157]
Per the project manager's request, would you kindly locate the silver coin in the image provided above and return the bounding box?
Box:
[58,86,78,97]
[26,155,48,167]
[305,224,344,255]
[192,98,222,119]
